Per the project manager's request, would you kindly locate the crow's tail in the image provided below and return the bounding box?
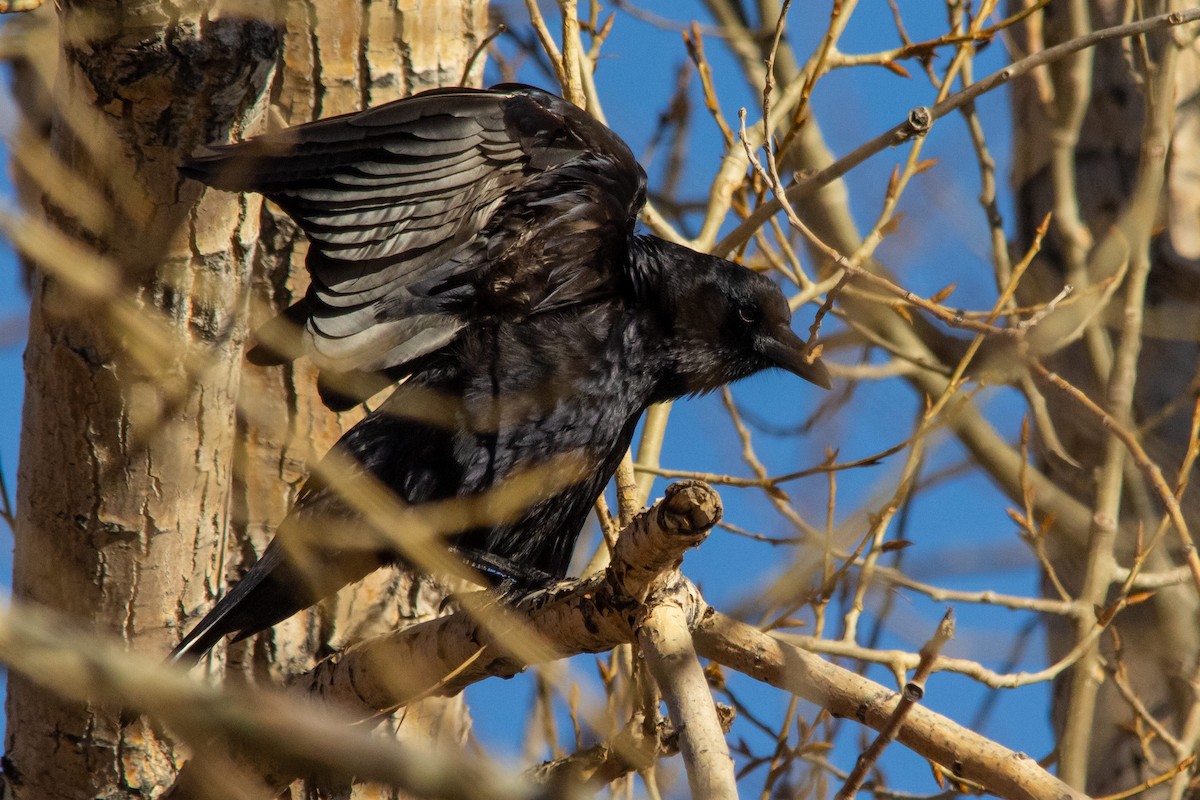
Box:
[169,531,390,666]
[169,546,307,666]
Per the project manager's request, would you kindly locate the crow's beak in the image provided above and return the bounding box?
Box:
[763,326,832,390]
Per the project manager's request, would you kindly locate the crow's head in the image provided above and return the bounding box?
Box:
[653,248,831,395]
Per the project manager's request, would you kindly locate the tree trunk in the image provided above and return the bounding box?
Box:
[4,3,488,797]
[1008,1,1200,794]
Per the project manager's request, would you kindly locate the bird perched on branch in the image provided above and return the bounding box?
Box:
[171,83,830,664]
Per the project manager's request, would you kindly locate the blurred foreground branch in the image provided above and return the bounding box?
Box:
[0,481,1083,800]
[0,607,551,800]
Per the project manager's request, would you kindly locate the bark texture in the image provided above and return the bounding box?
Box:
[5,2,488,798]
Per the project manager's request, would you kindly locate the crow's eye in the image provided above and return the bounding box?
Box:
[738,304,759,324]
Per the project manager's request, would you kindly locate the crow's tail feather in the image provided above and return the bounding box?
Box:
[168,546,307,666]
[169,534,390,666]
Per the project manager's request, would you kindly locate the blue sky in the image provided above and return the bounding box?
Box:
[468,0,1053,787]
[0,91,19,590]
[0,1,1056,794]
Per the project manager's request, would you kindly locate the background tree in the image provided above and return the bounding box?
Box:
[1009,1,1200,792]
[0,1,1198,799]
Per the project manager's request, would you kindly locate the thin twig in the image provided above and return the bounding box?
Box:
[826,0,1050,71]
[715,7,1200,256]
[1107,632,1186,756]
[461,23,508,85]
[1094,756,1197,800]
[524,0,568,91]
[835,611,955,800]
[683,23,735,148]
[637,435,908,489]
[1028,357,1200,593]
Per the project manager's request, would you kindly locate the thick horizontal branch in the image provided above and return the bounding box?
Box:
[692,611,1090,800]
[263,479,1078,800]
[160,480,719,796]
[296,480,722,719]
[287,488,1077,800]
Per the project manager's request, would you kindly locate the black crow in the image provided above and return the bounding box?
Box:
[170,84,829,664]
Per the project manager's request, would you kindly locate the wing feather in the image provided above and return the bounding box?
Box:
[182,84,647,386]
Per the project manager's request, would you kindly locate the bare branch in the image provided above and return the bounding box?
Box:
[693,612,1089,800]
[716,7,1200,257]
[639,602,736,799]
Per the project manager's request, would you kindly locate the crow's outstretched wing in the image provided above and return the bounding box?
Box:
[182,84,647,383]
